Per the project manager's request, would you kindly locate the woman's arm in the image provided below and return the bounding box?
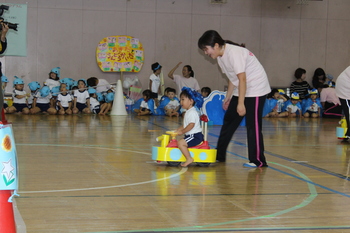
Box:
[223,81,235,110]
[237,72,247,116]
[168,62,182,80]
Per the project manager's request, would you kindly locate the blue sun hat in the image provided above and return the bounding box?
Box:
[181,87,204,109]
[88,88,96,94]
[51,86,60,97]
[60,78,73,89]
[13,76,24,87]
[40,86,51,97]
[96,92,104,102]
[309,88,318,95]
[328,81,335,87]
[1,75,8,83]
[28,81,41,91]
[72,80,78,89]
[291,92,299,100]
[50,67,60,77]
[278,89,285,95]
[105,92,114,103]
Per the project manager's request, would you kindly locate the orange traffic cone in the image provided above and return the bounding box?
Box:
[0,190,16,233]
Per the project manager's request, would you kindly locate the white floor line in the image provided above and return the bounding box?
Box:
[13,198,26,233]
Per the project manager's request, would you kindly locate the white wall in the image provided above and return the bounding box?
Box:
[3,0,350,94]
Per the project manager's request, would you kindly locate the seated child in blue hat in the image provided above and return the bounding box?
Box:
[164,88,180,117]
[134,89,155,116]
[1,75,8,110]
[99,90,114,115]
[45,67,61,90]
[73,79,91,114]
[27,81,41,109]
[57,83,72,115]
[88,88,103,114]
[266,89,288,117]
[284,92,302,118]
[30,86,57,115]
[6,76,30,114]
[302,88,322,118]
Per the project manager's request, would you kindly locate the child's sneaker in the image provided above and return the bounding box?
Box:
[243,162,257,168]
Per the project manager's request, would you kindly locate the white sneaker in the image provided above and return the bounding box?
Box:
[243,162,257,168]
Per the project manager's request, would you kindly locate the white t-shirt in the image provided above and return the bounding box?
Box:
[44,79,60,90]
[12,89,27,104]
[308,101,320,112]
[140,100,149,109]
[90,97,100,110]
[166,99,180,110]
[74,90,90,104]
[183,107,202,135]
[286,104,301,113]
[96,79,111,94]
[34,91,52,104]
[149,74,161,93]
[217,44,271,97]
[336,66,350,99]
[57,93,72,108]
[173,74,200,94]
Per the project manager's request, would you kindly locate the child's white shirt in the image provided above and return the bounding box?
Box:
[149,74,161,93]
[35,91,52,104]
[140,100,149,109]
[166,99,180,110]
[12,89,27,104]
[90,97,100,110]
[74,90,90,104]
[183,107,202,135]
[286,104,300,113]
[44,79,60,90]
[308,101,320,112]
[57,93,72,108]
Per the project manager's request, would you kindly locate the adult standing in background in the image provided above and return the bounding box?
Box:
[335,66,350,139]
[198,30,270,168]
[0,21,9,117]
[168,62,200,94]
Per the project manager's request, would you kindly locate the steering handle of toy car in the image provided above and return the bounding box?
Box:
[165,131,178,139]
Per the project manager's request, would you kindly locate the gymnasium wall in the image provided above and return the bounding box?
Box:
[3,0,350,93]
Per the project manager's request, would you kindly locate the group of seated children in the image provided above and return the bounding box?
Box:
[263,88,322,118]
[4,67,114,115]
[133,86,211,117]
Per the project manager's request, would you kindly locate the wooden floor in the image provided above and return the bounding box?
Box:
[8,113,350,233]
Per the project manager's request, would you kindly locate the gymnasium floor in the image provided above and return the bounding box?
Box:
[8,114,350,233]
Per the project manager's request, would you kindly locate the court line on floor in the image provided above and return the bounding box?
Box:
[85,161,318,233]
[17,144,187,194]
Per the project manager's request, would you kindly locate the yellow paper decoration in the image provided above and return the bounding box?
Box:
[96,35,144,72]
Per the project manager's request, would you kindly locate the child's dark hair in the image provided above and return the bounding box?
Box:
[142,89,152,99]
[87,77,98,87]
[151,62,162,72]
[167,88,176,94]
[180,87,204,109]
[294,68,306,79]
[201,87,211,94]
[164,87,172,94]
[268,89,279,98]
[180,90,195,106]
[184,65,195,77]
[198,30,245,50]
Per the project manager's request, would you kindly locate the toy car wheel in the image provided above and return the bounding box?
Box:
[167,162,181,166]
[197,162,210,167]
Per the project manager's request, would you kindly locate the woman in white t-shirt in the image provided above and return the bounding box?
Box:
[336,66,350,139]
[168,62,200,94]
[149,62,162,106]
[198,30,271,168]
